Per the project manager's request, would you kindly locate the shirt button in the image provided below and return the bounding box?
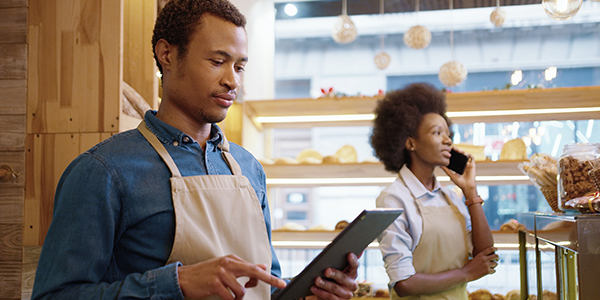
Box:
[173,141,179,146]
[183,137,190,143]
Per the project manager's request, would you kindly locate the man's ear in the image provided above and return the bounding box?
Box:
[155,39,174,73]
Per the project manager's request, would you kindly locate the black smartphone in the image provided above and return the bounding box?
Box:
[447,149,469,175]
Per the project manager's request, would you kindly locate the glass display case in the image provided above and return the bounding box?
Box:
[518,212,600,299]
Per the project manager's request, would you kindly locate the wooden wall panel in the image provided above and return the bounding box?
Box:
[0,2,27,299]
[24,132,113,246]
[27,0,122,134]
[21,246,42,300]
[0,0,28,8]
[123,0,158,110]
[0,43,26,79]
[0,261,21,299]
[0,80,27,114]
[0,7,27,44]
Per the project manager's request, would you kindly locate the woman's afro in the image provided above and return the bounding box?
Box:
[370,82,451,173]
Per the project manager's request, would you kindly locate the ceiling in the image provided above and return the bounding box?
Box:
[274,0,541,19]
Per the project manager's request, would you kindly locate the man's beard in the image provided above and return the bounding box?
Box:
[199,109,228,124]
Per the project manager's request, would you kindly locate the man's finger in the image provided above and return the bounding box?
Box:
[228,261,287,289]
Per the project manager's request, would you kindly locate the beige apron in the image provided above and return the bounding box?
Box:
[391,175,470,300]
[138,122,272,300]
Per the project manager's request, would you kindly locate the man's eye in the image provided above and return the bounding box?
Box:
[236,65,246,72]
[211,60,224,65]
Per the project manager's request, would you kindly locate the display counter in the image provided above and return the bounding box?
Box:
[517,212,600,299]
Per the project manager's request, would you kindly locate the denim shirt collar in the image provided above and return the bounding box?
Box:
[144,110,224,152]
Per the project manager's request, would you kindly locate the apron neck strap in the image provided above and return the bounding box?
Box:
[138,121,243,176]
[138,121,182,177]
[217,134,243,176]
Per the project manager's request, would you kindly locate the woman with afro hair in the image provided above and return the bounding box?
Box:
[371,83,497,299]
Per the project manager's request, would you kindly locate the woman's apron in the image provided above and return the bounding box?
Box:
[138,122,272,300]
[391,175,470,300]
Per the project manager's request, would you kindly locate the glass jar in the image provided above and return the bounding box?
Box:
[558,143,600,212]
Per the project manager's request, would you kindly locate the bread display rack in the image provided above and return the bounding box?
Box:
[243,86,600,188]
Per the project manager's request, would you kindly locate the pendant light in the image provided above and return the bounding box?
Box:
[374,0,391,69]
[542,0,583,21]
[332,0,357,44]
[403,0,431,49]
[490,0,507,27]
[438,0,467,87]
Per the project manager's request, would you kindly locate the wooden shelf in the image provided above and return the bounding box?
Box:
[272,230,519,250]
[263,160,530,187]
[245,86,600,129]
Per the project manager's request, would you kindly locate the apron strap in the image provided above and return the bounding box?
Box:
[137,121,182,177]
[218,134,243,176]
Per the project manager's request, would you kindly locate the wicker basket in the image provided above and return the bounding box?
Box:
[540,186,562,213]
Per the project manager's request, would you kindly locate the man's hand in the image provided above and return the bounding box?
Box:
[177,254,287,300]
[307,252,360,300]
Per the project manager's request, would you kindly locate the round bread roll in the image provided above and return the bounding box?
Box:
[375,289,389,298]
[335,145,357,163]
[500,222,518,231]
[492,294,505,300]
[505,290,519,300]
[542,290,557,300]
[297,149,323,163]
[469,289,493,300]
[322,155,344,164]
[274,157,299,165]
[361,156,380,164]
[308,224,333,231]
[299,156,322,164]
[500,138,528,160]
[500,219,525,232]
[258,158,274,165]
[335,220,349,230]
[279,222,306,231]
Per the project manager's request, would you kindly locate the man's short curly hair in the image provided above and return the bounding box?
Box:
[152,0,246,74]
[370,82,452,173]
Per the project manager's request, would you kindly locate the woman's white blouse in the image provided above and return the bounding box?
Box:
[376,165,473,287]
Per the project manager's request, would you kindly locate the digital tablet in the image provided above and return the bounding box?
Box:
[273,208,404,300]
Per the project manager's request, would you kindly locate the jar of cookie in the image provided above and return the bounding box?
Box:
[558,143,600,212]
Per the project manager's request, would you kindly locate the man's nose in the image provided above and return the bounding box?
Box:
[221,66,240,91]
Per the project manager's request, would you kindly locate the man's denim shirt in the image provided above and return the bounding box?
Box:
[32,110,282,300]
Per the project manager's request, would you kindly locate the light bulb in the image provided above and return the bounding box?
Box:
[284,4,298,17]
[511,70,522,85]
[542,0,582,21]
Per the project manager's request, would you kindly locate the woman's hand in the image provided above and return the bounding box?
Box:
[460,247,499,282]
[440,146,477,199]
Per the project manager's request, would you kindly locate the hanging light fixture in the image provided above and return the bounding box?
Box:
[438,0,467,87]
[332,0,357,44]
[374,0,391,69]
[542,0,583,20]
[490,0,506,27]
[403,0,431,49]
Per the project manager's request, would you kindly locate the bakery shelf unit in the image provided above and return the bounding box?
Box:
[243,86,600,187]
[271,229,520,251]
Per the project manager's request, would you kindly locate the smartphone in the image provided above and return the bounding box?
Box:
[447,149,469,175]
